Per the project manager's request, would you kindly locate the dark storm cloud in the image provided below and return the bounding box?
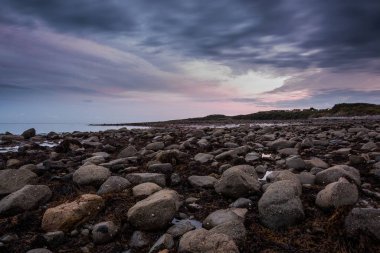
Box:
[0,0,136,32]
[2,0,380,71]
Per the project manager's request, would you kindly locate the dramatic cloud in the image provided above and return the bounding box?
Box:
[0,0,379,123]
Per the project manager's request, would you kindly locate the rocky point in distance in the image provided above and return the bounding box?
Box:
[0,104,379,252]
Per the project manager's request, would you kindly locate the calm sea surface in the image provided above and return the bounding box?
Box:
[0,123,147,135]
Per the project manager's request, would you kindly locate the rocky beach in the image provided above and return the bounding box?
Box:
[0,119,379,253]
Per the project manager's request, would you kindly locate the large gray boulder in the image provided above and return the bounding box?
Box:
[73,165,111,187]
[258,180,304,229]
[127,190,181,230]
[146,142,165,151]
[315,178,358,209]
[214,165,260,198]
[345,208,380,240]
[315,165,361,186]
[0,185,52,215]
[178,228,239,253]
[0,168,37,195]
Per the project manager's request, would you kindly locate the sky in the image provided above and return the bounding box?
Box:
[0,0,380,123]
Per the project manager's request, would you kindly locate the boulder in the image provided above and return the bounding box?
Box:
[268,138,295,150]
[148,163,173,174]
[266,170,302,195]
[125,173,166,187]
[316,178,358,209]
[22,128,36,139]
[286,156,306,170]
[345,208,380,240]
[305,157,329,169]
[258,180,304,229]
[0,168,37,195]
[129,231,150,248]
[97,176,131,195]
[146,142,165,151]
[118,145,138,158]
[127,190,181,230]
[132,182,162,197]
[214,165,260,198]
[188,176,217,188]
[315,165,361,186]
[41,194,104,232]
[194,153,214,164]
[203,208,246,229]
[73,165,111,187]
[178,228,239,253]
[0,185,52,215]
[209,221,246,246]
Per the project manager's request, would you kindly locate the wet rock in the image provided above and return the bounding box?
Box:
[209,221,246,246]
[258,180,304,229]
[0,185,52,215]
[149,233,174,253]
[73,165,111,187]
[22,128,36,139]
[188,175,217,188]
[178,228,239,253]
[127,190,181,230]
[315,165,361,186]
[118,145,138,158]
[215,150,238,161]
[42,194,105,232]
[92,221,119,244]
[97,176,131,195]
[167,220,195,238]
[203,208,245,229]
[132,182,162,197]
[214,165,260,198]
[126,173,166,187]
[345,208,380,240]
[286,156,306,170]
[0,168,37,195]
[129,231,150,248]
[194,153,214,163]
[316,178,358,209]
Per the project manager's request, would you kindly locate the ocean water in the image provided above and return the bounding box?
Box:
[0,123,148,135]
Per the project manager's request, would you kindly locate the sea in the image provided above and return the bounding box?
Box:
[0,123,147,135]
